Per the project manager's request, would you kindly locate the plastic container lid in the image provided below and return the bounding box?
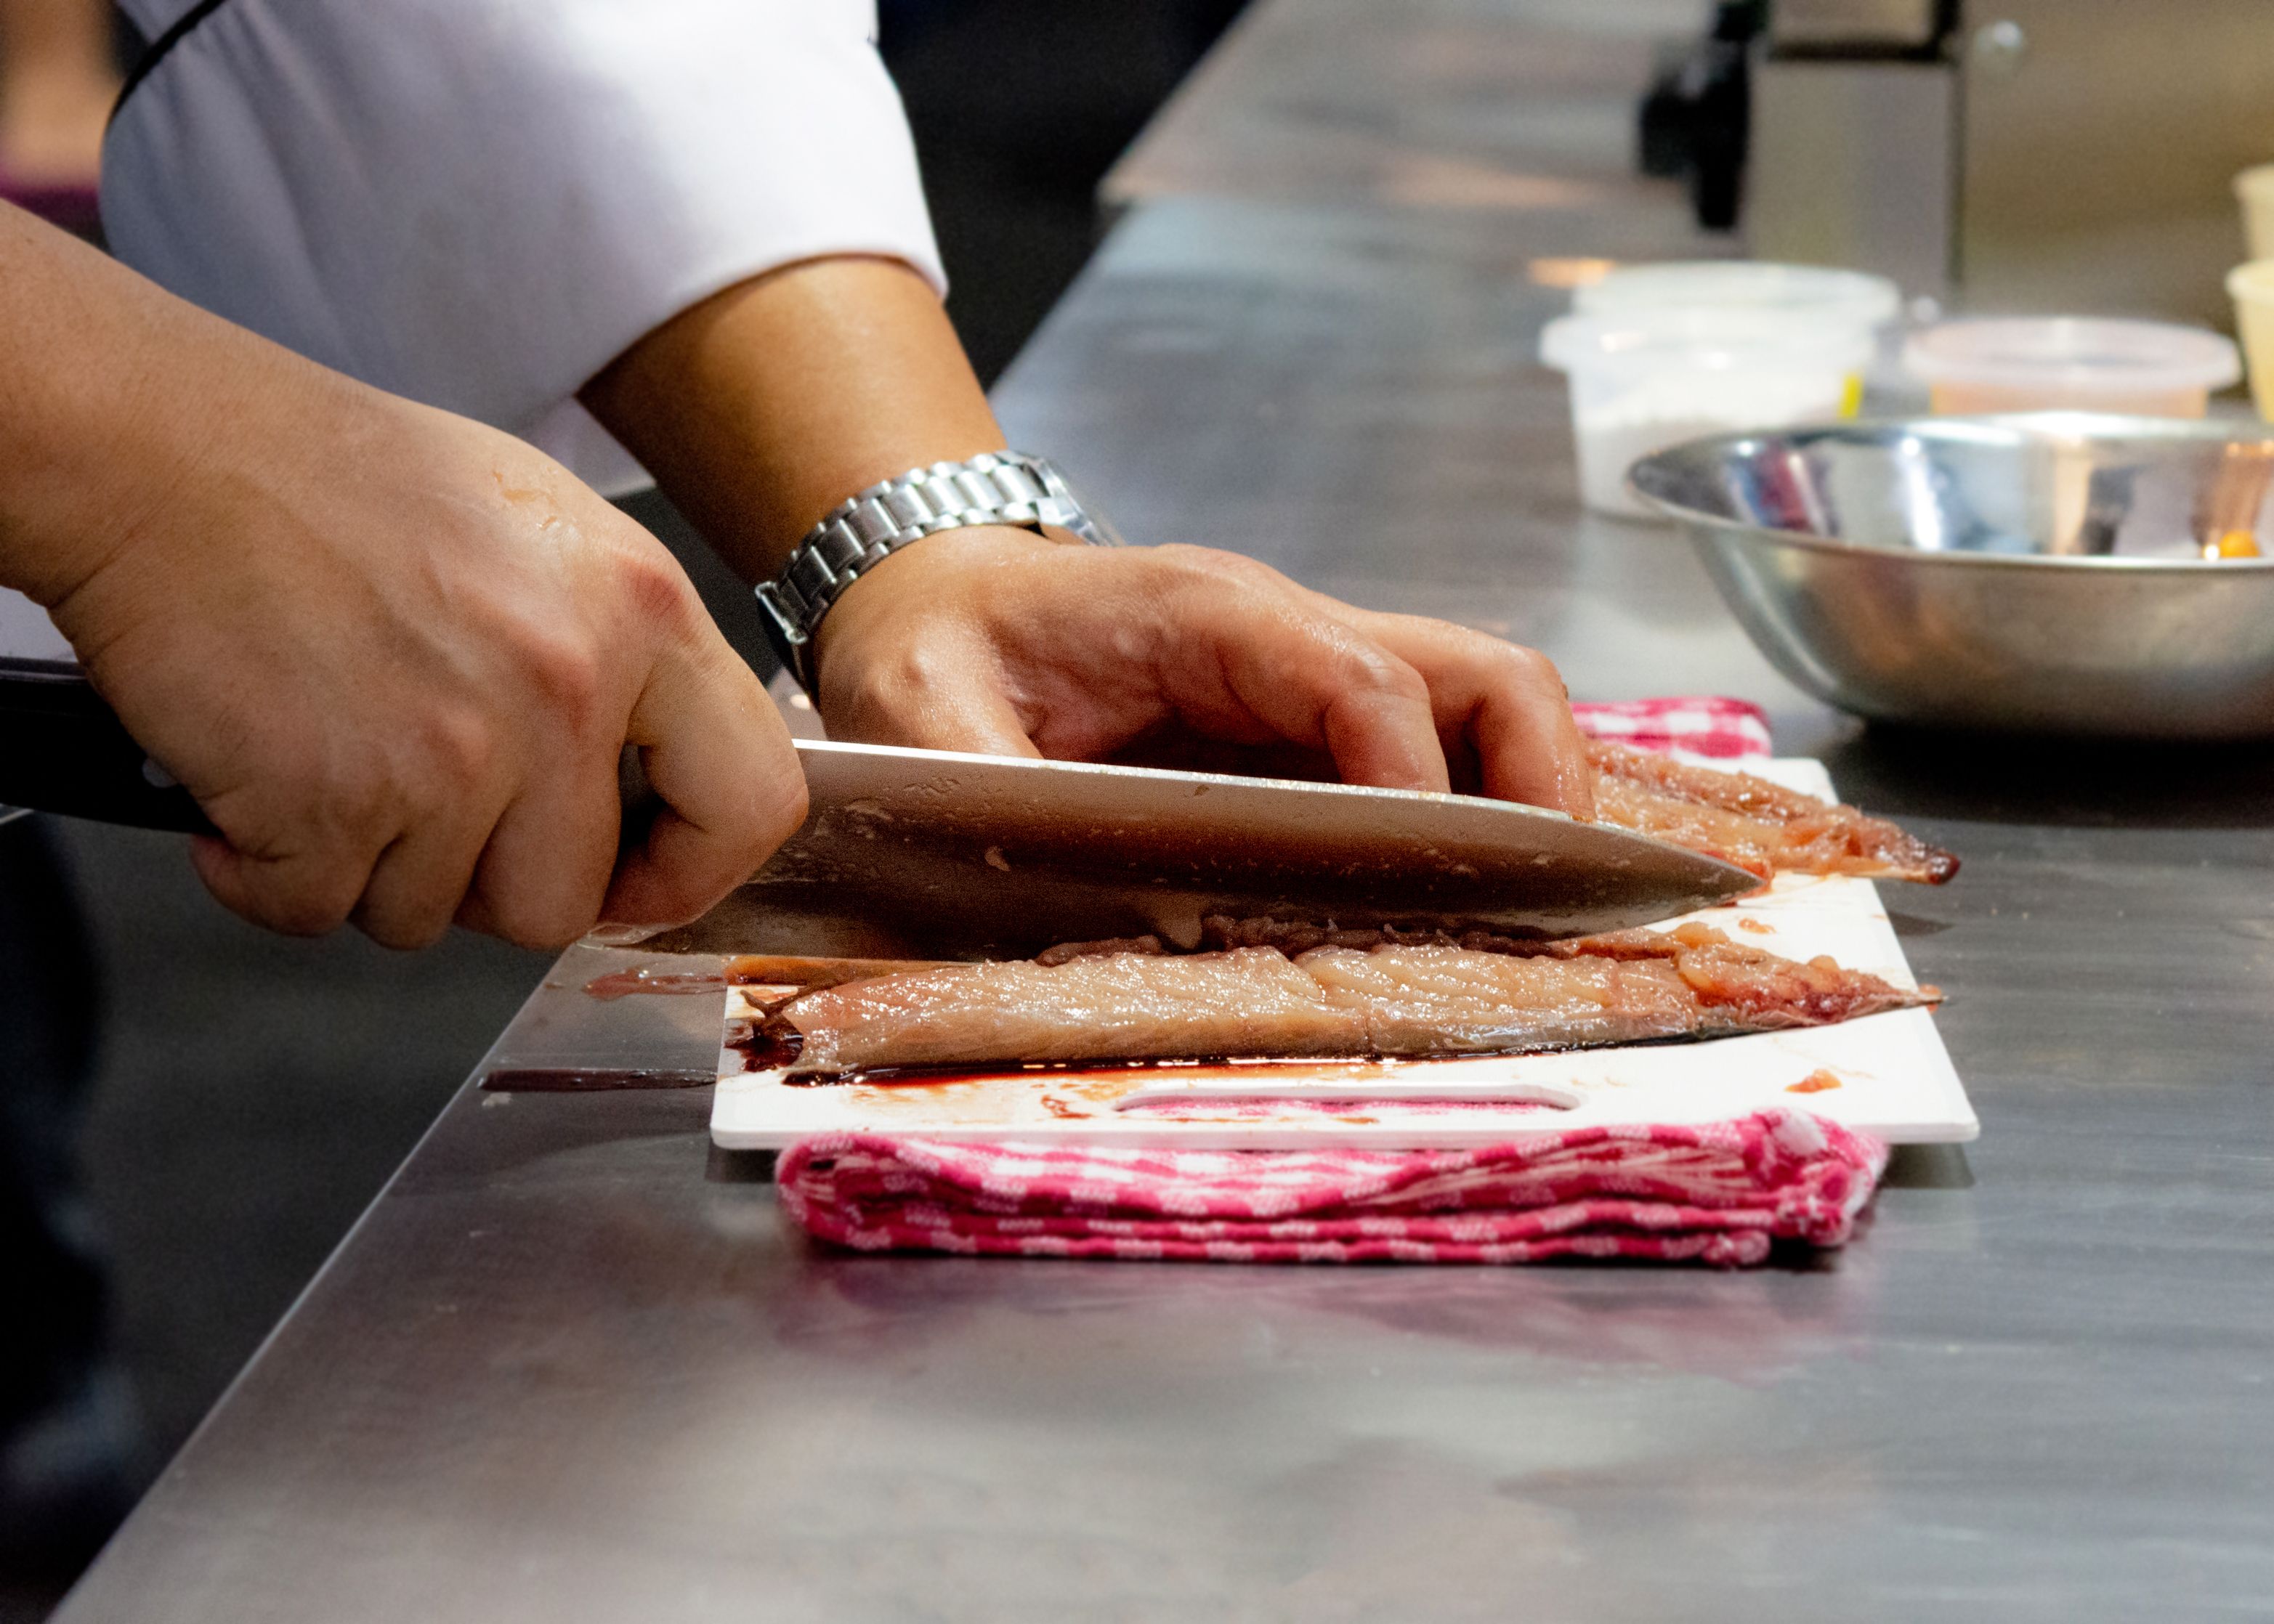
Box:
[2228,261,2274,304]
[1540,306,1874,373]
[1573,261,1901,330]
[2235,163,2274,203]
[1903,317,2241,395]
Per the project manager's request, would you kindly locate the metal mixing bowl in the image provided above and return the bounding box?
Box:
[1627,413,2274,739]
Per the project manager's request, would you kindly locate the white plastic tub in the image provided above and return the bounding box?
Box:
[2229,262,2274,421]
[1903,317,2240,418]
[2236,164,2274,262]
[1574,261,1901,330]
[1540,308,1872,518]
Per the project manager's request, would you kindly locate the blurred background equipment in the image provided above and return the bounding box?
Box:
[1635,0,1758,230]
[1648,0,2274,325]
[878,0,1248,385]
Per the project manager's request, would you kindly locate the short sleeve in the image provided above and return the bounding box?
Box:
[102,0,944,492]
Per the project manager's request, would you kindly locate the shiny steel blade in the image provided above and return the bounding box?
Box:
[639,739,1757,959]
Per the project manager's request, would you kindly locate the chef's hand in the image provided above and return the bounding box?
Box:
[811,526,1594,816]
[578,256,1592,819]
[75,410,804,949]
[1,206,804,948]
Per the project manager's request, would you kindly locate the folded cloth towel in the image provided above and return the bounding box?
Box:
[777,1109,1888,1267]
[1571,696,1771,761]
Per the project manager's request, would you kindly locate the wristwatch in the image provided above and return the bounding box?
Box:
[755,451,1120,695]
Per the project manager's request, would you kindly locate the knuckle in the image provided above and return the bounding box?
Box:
[251,872,360,938]
[519,915,594,953]
[228,775,387,868]
[1495,639,1555,676]
[416,707,495,796]
[486,893,599,952]
[1497,641,1569,694]
[612,537,703,633]
[198,800,379,941]
[1333,634,1430,702]
[829,641,949,734]
[1370,658,1434,707]
[357,906,450,954]
[305,754,396,841]
[1162,543,1279,588]
[743,781,809,872]
[519,633,610,739]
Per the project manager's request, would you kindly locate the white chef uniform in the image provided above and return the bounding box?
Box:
[0,0,946,664]
[100,0,946,496]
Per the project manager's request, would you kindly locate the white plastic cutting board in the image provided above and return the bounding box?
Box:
[711,760,1976,1150]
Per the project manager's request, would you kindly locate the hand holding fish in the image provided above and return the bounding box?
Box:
[809,526,1597,818]
[579,258,1593,821]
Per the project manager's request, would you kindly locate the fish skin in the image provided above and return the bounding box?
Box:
[777,925,1934,1075]
[782,948,1361,1072]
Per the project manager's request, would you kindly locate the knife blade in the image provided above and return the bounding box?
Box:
[637,739,1756,957]
[0,662,1756,951]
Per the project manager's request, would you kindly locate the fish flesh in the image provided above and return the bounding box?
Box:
[1589,741,1957,883]
[775,925,1931,1076]
[773,922,1935,1076]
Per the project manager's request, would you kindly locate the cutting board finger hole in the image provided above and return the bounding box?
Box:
[1112,1080,1589,1116]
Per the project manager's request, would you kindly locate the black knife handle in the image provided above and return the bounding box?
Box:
[0,659,217,835]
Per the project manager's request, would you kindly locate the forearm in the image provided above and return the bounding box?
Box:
[578,254,1004,582]
[0,204,250,606]
[574,247,1590,814]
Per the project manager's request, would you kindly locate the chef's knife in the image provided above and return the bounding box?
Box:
[0,659,210,832]
[0,660,1757,952]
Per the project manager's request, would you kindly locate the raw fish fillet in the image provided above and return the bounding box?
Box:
[774,922,1934,1076]
[1588,741,1958,883]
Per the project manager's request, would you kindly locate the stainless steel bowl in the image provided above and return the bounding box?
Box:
[1627,413,2274,739]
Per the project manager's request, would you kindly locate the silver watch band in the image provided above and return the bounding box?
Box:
[755,451,1117,694]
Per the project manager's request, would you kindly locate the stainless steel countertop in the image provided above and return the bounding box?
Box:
[55,15,2274,1623]
[1104,0,1712,216]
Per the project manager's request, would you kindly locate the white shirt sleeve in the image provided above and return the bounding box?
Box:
[102,0,944,494]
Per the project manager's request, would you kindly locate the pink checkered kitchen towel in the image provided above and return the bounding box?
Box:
[775,696,1860,1268]
[778,1111,1887,1267]
[1570,695,1771,760]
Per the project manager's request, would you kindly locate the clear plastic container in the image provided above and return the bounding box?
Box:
[2228,261,2274,421]
[1903,317,2241,418]
[2236,164,2274,262]
[1574,261,1901,331]
[1539,308,1872,518]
